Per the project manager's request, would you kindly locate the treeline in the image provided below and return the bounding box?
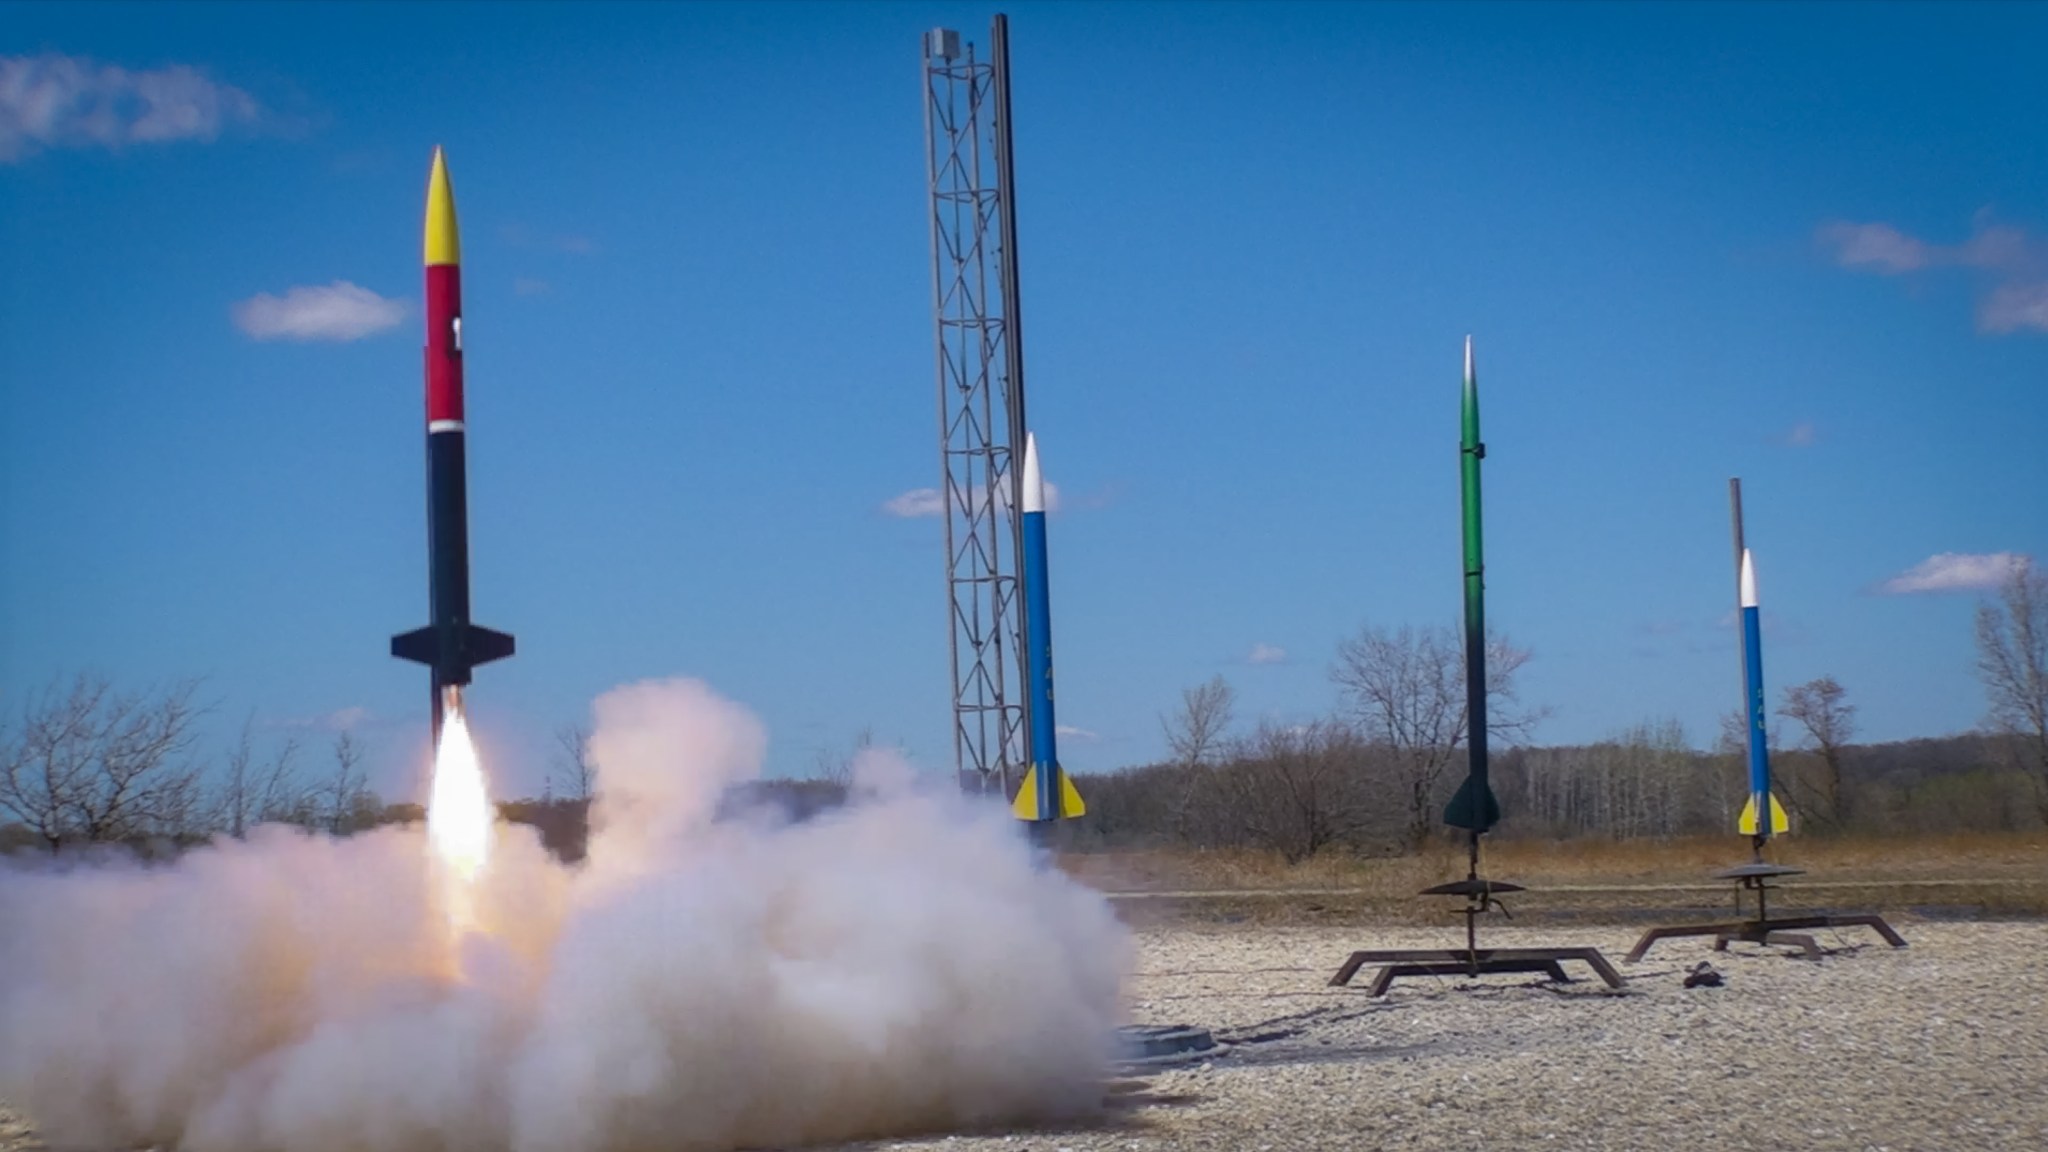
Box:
[0,675,389,857]
[7,561,2043,865]
[0,674,846,862]
[1068,725,2046,860]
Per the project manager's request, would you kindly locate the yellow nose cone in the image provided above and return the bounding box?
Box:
[424,147,461,266]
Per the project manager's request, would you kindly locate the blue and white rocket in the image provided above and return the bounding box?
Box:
[1011,433,1086,822]
[1736,547,1789,839]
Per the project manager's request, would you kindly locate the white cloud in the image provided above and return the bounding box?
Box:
[501,224,597,256]
[319,706,369,732]
[883,488,945,518]
[1784,421,1817,447]
[513,277,550,296]
[883,479,1061,519]
[1247,643,1288,665]
[1054,725,1099,742]
[1818,222,1933,274]
[1879,552,2030,595]
[0,52,263,162]
[1979,281,2048,334]
[232,281,406,342]
[1819,216,2048,336]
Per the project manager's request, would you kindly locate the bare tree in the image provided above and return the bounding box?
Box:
[1211,720,1367,863]
[1162,677,1235,767]
[0,674,206,851]
[1160,676,1234,838]
[552,722,596,801]
[325,731,369,834]
[1976,558,2048,819]
[1779,676,1856,831]
[214,714,306,837]
[1330,622,1544,848]
[811,726,875,788]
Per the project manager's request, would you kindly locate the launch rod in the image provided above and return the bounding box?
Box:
[990,12,1033,777]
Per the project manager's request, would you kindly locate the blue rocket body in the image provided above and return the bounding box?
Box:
[1742,602,1769,806]
[1011,433,1085,823]
[1736,548,1788,838]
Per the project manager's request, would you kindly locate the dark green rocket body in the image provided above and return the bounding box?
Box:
[1444,337,1501,833]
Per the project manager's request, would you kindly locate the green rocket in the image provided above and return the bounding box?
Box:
[1443,336,1501,833]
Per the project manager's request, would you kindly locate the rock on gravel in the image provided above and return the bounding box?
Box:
[8,922,2046,1152]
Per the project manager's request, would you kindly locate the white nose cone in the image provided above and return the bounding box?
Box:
[1739,548,1759,608]
[1464,334,1474,383]
[1021,432,1045,514]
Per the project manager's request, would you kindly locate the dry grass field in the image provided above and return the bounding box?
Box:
[1061,832,2048,926]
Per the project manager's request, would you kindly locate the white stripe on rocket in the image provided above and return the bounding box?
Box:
[1739,548,1759,609]
[1022,432,1046,514]
[429,419,466,434]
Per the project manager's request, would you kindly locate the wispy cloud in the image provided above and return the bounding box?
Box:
[1055,724,1099,743]
[232,281,406,342]
[0,52,264,163]
[513,277,550,296]
[1247,643,1288,665]
[1818,215,2048,334]
[267,705,370,733]
[1878,552,2030,595]
[1783,421,1817,447]
[1980,282,2048,335]
[501,224,596,256]
[883,480,1061,519]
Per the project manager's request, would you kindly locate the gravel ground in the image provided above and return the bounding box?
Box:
[6,920,2045,1152]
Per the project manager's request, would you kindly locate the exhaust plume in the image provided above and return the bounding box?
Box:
[0,677,1130,1152]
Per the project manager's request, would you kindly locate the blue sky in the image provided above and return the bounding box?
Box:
[3,1,2043,802]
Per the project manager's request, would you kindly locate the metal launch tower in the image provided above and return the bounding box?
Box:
[922,16,1034,797]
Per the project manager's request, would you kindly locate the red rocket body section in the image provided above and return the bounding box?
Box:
[425,263,464,428]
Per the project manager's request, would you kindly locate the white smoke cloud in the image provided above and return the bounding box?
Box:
[233,282,407,342]
[0,52,264,163]
[1247,643,1288,665]
[0,677,1130,1152]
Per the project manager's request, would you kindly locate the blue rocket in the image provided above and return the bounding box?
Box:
[1011,433,1086,822]
[1736,548,1789,838]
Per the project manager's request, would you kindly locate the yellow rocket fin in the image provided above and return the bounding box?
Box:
[1058,770,1086,818]
[1011,770,1039,820]
[1737,793,1790,836]
[1011,767,1087,821]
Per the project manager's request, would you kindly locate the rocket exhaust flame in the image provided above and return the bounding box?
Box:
[427,685,490,937]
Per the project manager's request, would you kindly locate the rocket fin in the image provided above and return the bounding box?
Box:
[1442,774,1500,832]
[1012,767,1087,821]
[1058,769,1087,818]
[1737,794,1791,836]
[467,624,516,666]
[1011,770,1041,820]
[390,623,516,671]
[391,626,439,666]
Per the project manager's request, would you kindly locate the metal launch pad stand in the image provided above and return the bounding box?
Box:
[1330,844,1624,996]
[1626,861,1908,962]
